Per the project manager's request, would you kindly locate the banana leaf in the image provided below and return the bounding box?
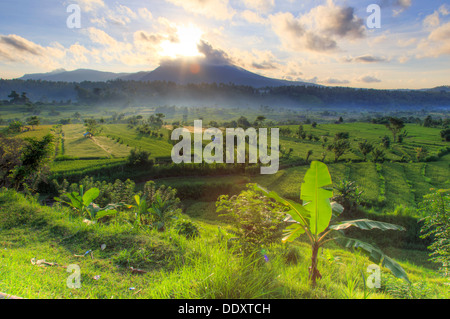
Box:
[330,219,406,231]
[335,236,410,283]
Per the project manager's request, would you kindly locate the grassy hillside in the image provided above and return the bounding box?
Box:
[1,189,448,299]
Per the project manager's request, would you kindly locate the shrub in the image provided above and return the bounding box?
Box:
[173,217,200,239]
[216,184,286,255]
[419,189,450,276]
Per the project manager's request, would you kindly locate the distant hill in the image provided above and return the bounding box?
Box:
[20,68,132,83]
[18,62,313,88]
[118,61,313,88]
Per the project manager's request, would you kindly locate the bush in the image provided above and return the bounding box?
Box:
[173,217,200,239]
[216,184,286,255]
[127,148,153,168]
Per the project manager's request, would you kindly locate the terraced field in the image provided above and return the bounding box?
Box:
[62,124,131,159]
[100,124,173,158]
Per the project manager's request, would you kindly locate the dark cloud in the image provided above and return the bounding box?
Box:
[196,40,231,65]
[345,55,388,63]
[252,61,276,70]
[304,32,337,52]
[0,35,42,55]
[321,6,365,39]
[360,75,382,83]
[325,78,350,84]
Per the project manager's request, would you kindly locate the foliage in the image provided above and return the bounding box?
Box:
[127,148,154,167]
[148,193,181,231]
[54,185,123,221]
[216,185,286,255]
[419,189,450,276]
[173,217,200,239]
[358,140,374,161]
[0,135,24,187]
[332,179,364,213]
[8,121,23,133]
[440,128,450,142]
[12,134,54,190]
[84,118,102,136]
[328,139,351,162]
[385,117,405,143]
[254,161,409,286]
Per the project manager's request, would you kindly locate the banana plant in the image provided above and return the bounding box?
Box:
[131,194,149,225]
[55,186,126,222]
[148,193,179,231]
[254,161,409,287]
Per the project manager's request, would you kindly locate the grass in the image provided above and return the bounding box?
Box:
[1,188,449,299]
[62,124,131,159]
[280,123,447,163]
[100,124,173,159]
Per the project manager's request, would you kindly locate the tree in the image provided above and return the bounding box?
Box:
[12,134,54,190]
[381,135,391,149]
[8,121,23,133]
[216,186,286,254]
[333,179,363,212]
[7,91,20,104]
[440,128,450,142]
[237,116,251,129]
[306,149,313,162]
[415,147,428,162]
[328,139,351,162]
[371,148,385,163]
[419,189,450,276]
[255,115,266,127]
[0,135,24,187]
[254,161,409,287]
[358,140,374,161]
[385,117,405,143]
[84,119,102,136]
[127,148,153,167]
[26,116,40,130]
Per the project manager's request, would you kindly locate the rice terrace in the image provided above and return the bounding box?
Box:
[0,0,449,304]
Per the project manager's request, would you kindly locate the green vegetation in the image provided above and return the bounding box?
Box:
[0,102,448,299]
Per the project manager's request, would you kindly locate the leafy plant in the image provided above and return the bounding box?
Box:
[55,186,123,221]
[148,193,180,231]
[332,179,364,212]
[254,161,409,287]
[216,186,286,255]
[174,218,200,239]
[419,189,450,276]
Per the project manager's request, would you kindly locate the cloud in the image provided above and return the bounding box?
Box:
[381,0,412,16]
[138,8,153,20]
[243,0,274,13]
[359,75,382,83]
[268,1,365,53]
[240,10,267,24]
[197,40,231,65]
[439,4,450,16]
[345,55,388,63]
[324,78,350,85]
[0,34,43,56]
[75,0,105,12]
[424,11,440,28]
[164,0,235,20]
[86,27,118,47]
[416,22,450,58]
[302,0,365,39]
[268,12,337,52]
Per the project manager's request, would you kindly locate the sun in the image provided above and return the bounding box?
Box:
[159,25,204,59]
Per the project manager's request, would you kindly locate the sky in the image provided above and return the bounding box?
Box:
[0,0,449,89]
